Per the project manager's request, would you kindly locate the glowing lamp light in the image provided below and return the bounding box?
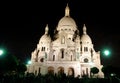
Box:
[27,60,32,65]
[103,50,110,56]
[110,73,116,77]
[0,50,4,56]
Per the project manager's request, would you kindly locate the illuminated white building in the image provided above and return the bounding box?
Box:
[27,4,104,78]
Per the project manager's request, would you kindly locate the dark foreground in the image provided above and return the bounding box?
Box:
[0,73,120,83]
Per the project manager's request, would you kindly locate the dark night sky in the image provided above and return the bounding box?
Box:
[0,0,120,67]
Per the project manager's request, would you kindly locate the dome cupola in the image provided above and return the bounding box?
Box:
[39,24,51,43]
[81,24,92,44]
[57,4,77,31]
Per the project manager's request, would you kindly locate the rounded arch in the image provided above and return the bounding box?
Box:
[68,67,74,77]
[48,66,54,74]
[60,48,65,59]
[57,67,64,74]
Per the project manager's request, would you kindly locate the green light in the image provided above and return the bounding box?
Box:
[110,73,116,76]
[104,50,110,56]
[0,50,3,56]
[27,60,32,65]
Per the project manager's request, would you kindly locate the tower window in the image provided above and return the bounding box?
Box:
[53,55,55,61]
[43,47,45,51]
[61,49,64,58]
[80,46,82,51]
[61,36,65,44]
[41,47,45,51]
[84,47,88,52]
[39,67,41,74]
[71,55,72,61]
[41,47,43,51]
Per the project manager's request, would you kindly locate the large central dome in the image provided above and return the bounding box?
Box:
[57,4,77,31]
[58,16,76,27]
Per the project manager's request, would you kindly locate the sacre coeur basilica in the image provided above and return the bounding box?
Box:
[26,4,104,78]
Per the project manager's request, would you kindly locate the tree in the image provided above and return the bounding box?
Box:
[91,67,99,78]
[101,65,115,78]
[0,54,18,75]
[17,60,27,75]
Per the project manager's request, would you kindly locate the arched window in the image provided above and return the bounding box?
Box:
[61,49,64,58]
[68,68,74,76]
[86,47,88,51]
[86,68,88,75]
[48,66,54,75]
[38,67,41,74]
[53,55,55,61]
[58,67,64,75]
[84,47,88,52]
[71,55,72,61]
[61,36,65,44]
[80,46,82,51]
[41,47,43,51]
[43,47,45,51]
[41,47,45,51]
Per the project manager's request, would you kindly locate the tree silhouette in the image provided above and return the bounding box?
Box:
[91,67,99,78]
[0,54,18,75]
[17,60,27,75]
[101,65,117,78]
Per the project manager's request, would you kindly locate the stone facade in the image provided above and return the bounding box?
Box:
[26,4,104,78]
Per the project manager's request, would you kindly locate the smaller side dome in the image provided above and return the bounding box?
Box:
[81,24,92,43]
[40,34,51,43]
[39,24,51,43]
[81,35,92,44]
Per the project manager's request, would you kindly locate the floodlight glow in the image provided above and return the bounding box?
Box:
[27,60,32,65]
[104,50,110,56]
[0,50,3,56]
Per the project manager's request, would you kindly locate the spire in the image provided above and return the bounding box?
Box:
[45,24,49,34]
[65,4,70,16]
[83,24,87,34]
